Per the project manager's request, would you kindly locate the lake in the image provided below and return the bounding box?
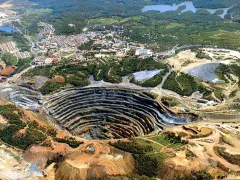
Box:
[133,69,162,82]
[0,26,15,33]
[142,1,197,14]
[142,1,230,18]
[206,7,230,18]
[184,63,220,82]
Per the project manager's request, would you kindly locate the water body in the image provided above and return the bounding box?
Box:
[142,1,230,18]
[206,7,230,18]
[25,163,43,177]
[185,63,221,82]
[133,69,162,82]
[0,26,15,33]
[142,1,196,13]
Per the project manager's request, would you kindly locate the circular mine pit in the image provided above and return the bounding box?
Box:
[43,87,182,139]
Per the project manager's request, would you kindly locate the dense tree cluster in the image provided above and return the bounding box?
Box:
[137,68,169,87]
[163,72,210,96]
[55,137,83,148]
[11,57,32,76]
[1,52,18,66]
[12,33,31,51]
[0,105,48,150]
[109,140,153,154]
[110,140,167,177]
[78,41,94,50]
[25,0,240,49]
[133,154,159,177]
[216,64,240,84]
[40,82,66,95]
[164,132,188,144]
[24,57,168,94]
[177,170,213,180]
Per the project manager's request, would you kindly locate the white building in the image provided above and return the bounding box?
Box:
[135,49,153,56]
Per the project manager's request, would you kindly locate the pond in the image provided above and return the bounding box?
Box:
[142,1,230,18]
[0,26,15,33]
[206,7,231,18]
[184,63,221,82]
[133,69,163,82]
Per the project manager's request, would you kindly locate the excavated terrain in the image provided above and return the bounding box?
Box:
[43,87,186,139]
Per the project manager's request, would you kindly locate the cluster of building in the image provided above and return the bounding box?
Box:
[37,23,88,50]
[0,41,31,59]
[33,22,155,65]
[34,54,59,65]
[48,35,88,48]
[0,9,19,25]
[14,51,31,59]
[0,41,17,53]
[83,24,124,32]
[83,25,106,32]
[135,49,153,59]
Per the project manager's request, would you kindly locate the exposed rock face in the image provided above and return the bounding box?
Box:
[0,86,42,111]
[55,142,135,180]
[44,87,186,139]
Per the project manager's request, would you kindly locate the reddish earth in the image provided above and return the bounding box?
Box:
[24,141,135,180]
[52,75,65,83]
[55,141,135,180]
[24,142,71,168]
[0,66,16,76]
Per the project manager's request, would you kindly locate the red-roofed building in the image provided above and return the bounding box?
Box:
[34,56,47,65]
[0,66,16,77]
[50,54,59,63]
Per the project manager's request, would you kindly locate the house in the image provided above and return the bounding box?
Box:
[49,54,59,63]
[109,25,124,31]
[34,56,47,65]
[159,51,169,57]
[84,25,106,31]
[68,24,76,28]
[135,49,153,56]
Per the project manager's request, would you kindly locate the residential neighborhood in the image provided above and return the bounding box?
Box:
[32,22,155,65]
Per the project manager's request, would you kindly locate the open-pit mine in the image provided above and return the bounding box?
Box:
[43,87,187,139]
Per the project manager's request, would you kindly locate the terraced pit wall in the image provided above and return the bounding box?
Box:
[43,87,187,139]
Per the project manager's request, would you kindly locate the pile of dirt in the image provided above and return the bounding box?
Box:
[158,151,206,180]
[55,142,135,180]
[52,75,65,83]
[23,142,71,168]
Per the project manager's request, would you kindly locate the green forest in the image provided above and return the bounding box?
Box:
[21,0,240,50]
[24,57,168,94]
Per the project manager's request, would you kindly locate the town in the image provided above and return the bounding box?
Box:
[33,22,154,65]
